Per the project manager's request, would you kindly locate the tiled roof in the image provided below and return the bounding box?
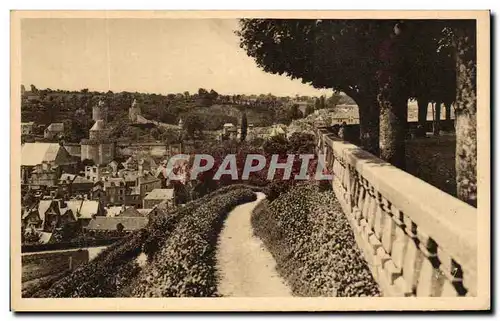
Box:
[90,120,106,131]
[119,207,143,217]
[144,188,174,200]
[137,208,153,216]
[73,175,94,184]
[47,123,64,132]
[59,173,77,183]
[103,178,126,188]
[21,143,75,166]
[66,200,100,220]
[85,216,148,231]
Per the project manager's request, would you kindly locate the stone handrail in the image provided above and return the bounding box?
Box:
[316,128,477,297]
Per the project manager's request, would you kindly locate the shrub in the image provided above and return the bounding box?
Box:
[252,184,381,297]
[127,188,256,297]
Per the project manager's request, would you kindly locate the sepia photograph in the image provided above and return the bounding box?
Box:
[10,10,490,311]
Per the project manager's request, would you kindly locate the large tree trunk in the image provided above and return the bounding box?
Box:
[357,95,380,156]
[433,101,442,136]
[417,98,429,125]
[416,98,429,137]
[378,84,407,169]
[454,24,477,207]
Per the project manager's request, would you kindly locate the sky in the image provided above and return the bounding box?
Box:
[21,18,332,97]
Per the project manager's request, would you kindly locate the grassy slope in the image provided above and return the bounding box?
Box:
[29,185,260,298]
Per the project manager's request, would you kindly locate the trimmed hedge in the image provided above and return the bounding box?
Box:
[252,184,381,297]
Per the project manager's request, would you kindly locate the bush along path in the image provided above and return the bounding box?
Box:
[215,192,292,297]
[252,184,381,297]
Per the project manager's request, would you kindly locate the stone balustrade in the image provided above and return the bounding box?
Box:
[316,128,477,297]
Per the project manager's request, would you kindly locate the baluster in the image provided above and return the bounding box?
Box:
[416,231,443,296]
[401,215,423,296]
[342,163,351,205]
[366,186,377,232]
[373,192,385,239]
[463,268,477,297]
[354,180,365,224]
[437,248,464,296]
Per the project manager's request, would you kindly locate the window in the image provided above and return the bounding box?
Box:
[93,168,97,173]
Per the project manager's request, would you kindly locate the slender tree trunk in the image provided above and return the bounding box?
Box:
[433,101,442,136]
[445,103,452,121]
[357,95,380,156]
[378,84,407,169]
[454,24,477,207]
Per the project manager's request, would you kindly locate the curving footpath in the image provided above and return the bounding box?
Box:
[215,192,293,297]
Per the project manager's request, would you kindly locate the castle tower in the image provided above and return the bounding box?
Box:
[92,100,108,123]
[129,99,141,123]
[82,99,114,166]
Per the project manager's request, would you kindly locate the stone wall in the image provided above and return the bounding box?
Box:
[316,128,477,297]
[22,249,89,284]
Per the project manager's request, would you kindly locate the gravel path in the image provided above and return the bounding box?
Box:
[215,192,293,297]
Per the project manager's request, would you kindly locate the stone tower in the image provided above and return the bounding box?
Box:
[129,99,141,122]
[92,99,108,123]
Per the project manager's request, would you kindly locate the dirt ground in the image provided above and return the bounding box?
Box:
[215,192,293,297]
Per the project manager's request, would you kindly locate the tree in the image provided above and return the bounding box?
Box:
[314,97,321,110]
[183,114,204,141]
[327,93,342,108]
[30,84,37,93]
[209,89,219,101]
[288,104,303,121]
[452,21,477,207]
[305,104,315,116]
[238,19,396,155]
[240,112,248,142]
[319,95,326,109]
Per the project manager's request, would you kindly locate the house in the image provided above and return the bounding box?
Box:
[108,160,124,175]
[143,188,174,209]
[103,178,127,205]
[269,124,287,137]
[28,198,104,231]
[91,178,127,206]
[84,165,109,182]
[71,175,94,193]
[33,199,77,232]
[155,165,173,188]
[330,107,360,125]
[124,187,142,208]
[21,143,77,185]
[136,173,162,201]
[44,123,65,139]
[65,199,105,227]
[222,123,237,139]
[106,205,143,217]
[137,208,154,216]
[85,216,148,232]
[22,203,42,229]
[58,173,77,195]
[21,122,35,135]
[28,162,61,188]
